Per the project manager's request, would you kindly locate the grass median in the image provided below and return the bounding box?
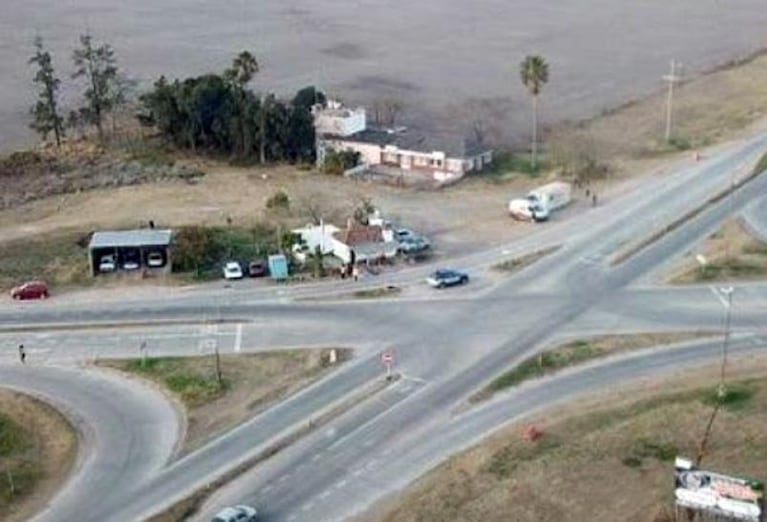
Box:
[492,246,559,274]
[669,218,767,284]
[473,332,713,402]
[100,348,352,451]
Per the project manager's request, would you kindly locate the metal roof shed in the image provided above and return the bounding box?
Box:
[88,229,173,276]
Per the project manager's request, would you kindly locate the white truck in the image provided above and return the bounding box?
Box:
[508,181,572,222]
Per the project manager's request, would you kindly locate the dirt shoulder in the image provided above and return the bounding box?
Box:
[99,348,351,452]
[0,389,77,522]
[370,354,767,522]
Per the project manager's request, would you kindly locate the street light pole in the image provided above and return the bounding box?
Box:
[719,286,734,391]
[663,59,681,143]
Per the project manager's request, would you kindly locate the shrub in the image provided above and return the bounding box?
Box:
[265,190,290,211]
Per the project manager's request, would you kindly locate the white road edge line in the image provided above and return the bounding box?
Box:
[234,323,243,353]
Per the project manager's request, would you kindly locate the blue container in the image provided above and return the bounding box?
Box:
[268,254,289,281]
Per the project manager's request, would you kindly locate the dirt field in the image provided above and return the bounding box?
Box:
[3,0,767,151]
[372,355,767,522]
[0,390,77,522]
[2,41,767,293]
[100,348,350,452]
[668,218,767,283]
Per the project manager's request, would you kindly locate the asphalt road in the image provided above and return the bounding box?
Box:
[0,365,180,522]
[1,130,767,521]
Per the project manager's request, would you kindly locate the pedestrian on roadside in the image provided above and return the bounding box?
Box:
[18,344,26,364]
[592,193,598,207]
[352,265,359,282]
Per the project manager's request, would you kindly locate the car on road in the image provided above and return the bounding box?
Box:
[99,255,117,273]
[223,261,244,280]
[211,505,258,522]
[426,269,469,288]
[248,260,268,278]
[10,281,49,300]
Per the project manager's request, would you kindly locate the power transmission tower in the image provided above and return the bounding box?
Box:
[663,59,682,143]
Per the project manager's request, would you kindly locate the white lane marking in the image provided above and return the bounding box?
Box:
[234,323,242,353]
[352,468,364,477]
[311,453,322,462]
[709,285,732,309]
[287,515,297,522]
[335,479,347,489]
[261,484,274,494]
[318,489,332,500]
[301,501,314,512]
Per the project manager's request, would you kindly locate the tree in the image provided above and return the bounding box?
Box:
[225,51,259,158]
[520,55,549,169]
[224,51,259,87]
[29,36,64,147]
[382,97,404,127]
[292,86,326,112]
[72,34,119,140]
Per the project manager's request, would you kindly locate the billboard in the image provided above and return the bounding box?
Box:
[675,457,764,521]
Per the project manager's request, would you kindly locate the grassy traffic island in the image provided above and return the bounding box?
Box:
[473,332,714,403]
[0,390,77,522]
[375,358,767,522]
[669,218,767,284]
[99,348,352,452]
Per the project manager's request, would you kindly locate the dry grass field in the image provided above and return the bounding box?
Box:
[374,355,767,522]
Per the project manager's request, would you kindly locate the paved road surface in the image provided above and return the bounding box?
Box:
[0,130,766,521]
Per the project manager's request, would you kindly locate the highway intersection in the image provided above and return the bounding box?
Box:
[2,130,767,521]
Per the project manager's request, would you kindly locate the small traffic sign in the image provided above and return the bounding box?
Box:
[380,351,394,364]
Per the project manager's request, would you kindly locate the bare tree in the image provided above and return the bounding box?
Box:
[381,97,404,127]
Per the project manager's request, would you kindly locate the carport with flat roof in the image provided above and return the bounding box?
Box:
[88,229,173,276]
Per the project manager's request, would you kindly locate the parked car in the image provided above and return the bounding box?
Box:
[211,505,258,522]
[248,261,268,278]
[122,260,140,271]
[147,252,164,268]
[10,281,49,300]
[223,261,244,280]
[426,269,469,288]
[399,236,430,254]
[395,227,417,242]
[99,255,116,273]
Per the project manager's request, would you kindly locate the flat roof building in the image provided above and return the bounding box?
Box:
[88,229,173,276]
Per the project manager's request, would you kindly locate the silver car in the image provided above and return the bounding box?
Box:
[211,505,258,522]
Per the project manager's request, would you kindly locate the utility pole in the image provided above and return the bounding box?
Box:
[718,286,734,391]
[663,59,681,143]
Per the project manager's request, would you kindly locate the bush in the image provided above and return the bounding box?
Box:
[172,224,279,276]
[265,190,290,211]
[323,149,361,175]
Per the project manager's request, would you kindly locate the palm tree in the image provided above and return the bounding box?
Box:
[225,51,259,157]
[520,55,549,170]
[225,51,259,87]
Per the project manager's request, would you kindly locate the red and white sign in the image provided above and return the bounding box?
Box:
[380,351,394,365]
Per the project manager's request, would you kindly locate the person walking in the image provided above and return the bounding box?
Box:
[18,344,26,364]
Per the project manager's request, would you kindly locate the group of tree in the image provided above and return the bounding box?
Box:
[29,34,126,146]
[138,52,323,164]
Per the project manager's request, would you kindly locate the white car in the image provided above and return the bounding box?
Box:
[147,252,164,268]
[99,255,116,273]
[223,261,244,280]
[211,505,258,522]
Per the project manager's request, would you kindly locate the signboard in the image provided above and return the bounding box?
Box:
[675,457,764,521]
[380,351,394,365]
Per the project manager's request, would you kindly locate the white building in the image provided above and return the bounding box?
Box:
[312,100,366,138]
[313,101,493,180]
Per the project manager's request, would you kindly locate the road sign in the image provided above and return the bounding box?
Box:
[380,351,394,364]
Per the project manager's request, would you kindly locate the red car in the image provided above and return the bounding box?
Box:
[10,281,49,300]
